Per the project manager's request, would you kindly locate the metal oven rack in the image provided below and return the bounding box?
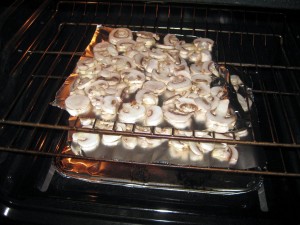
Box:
[1,1,300,177]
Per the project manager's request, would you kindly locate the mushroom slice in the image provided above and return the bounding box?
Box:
[136,31,160,40]
[156,43,175,50]
[188,52,202,62]
[188,142,204,158]
[228,145,239,165]
[74,77,96,90]
[190,63,202,75]
[169,140,189,152]
[164,34,180,46]
[93,42,112,52]
[123,69,146,93]
[167,75,192,92]
[122,136,138,150]
[151,70,172,85]
[76,58,95,72]
[65,95,91,116]
[109,28,133,45]
[200,49,212,62]
[163,103,192,123]
[116,39,136,52]
[193,37,214,51]
[102,123,126,146]
[191,74,212,85]
[143,80,166,95]
[211,145,231,162]
[119,102,146,123]
[205,99,237,133]
[102,95,119,114]
[136,36,156,48]
[138,137,162,149]
[72,131,100,152]
[230,75,243,91]
[135,89,158,106]
[198,134,215,153]
[145,58,159,73]
[85,80,108,97]
[113,56,135,71]
[237,93,252,112]
[175,97,199,113]
[145,105,163,126]
[149,48,167,60]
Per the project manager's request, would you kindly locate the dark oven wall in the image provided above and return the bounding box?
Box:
[1,1,300,225]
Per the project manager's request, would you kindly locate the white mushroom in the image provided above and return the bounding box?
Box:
[237,93,252,112]
[118,102,146,123]
[102,95,119,114]
[228,145,239,165]
[102,123,126,146]
[76,58,95,72]
[109,28,133,45]
[65,95,92,116]
[138,137,162,149]
[175,97,199,113]
[163,103,192,122]
[142,80,166,95]
[164,34,180,46]
[145,58,159,73]
[123,69,146,93]
[135,89,158,106]
[72,131,100,152]
[167,75,192,92]
[116,39,136,52]
[205,99,237,133]
[211,145,231,162]
[151,70,172,84]
[122,136,138,150]
[200,49,212,62]
[188,142,204,158]
[144,105,163,126]
[193,37,214,51]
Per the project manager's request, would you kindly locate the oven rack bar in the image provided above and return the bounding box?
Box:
[1,119,300,148]
[0,145,299,178]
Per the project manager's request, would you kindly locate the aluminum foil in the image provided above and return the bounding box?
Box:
[52,25,266,178]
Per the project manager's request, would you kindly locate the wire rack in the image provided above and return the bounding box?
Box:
[0,1,300,177]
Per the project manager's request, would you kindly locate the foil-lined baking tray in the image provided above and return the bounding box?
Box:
[52,25,266,185]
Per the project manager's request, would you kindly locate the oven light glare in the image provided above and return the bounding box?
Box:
[156,209,172,213]
[3,207,10,216]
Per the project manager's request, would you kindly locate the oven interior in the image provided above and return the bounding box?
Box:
[1,0,300,224]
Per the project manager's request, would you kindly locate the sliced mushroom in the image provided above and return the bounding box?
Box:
[102,123,126,146]
[200,49,212,62]
[205,99,237,133]
[116,39,136,52]
[65,95,92,116]
[102,95,119,115]
[163,103,192,123]
[193,37,214,51]
[109,28,133,45]
[122,136,138,150]
[175,97,199,113]
[76,58,95,72]
[72,131,100,152]
[119,102,146,123]
[143,80,166,95]
[135,89,158,106]
[151,70,172,84]
[167,75,192,92]
[164,34,181,46]
[84,80,108,97]
[144,105,163,126]
[188,142,204,157]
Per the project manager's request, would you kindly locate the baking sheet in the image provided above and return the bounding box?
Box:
[52,25,266,177]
